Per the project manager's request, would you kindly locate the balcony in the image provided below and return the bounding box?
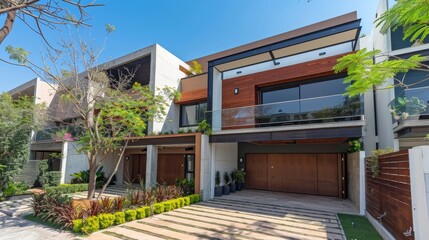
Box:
[176,73,208,104]
[207,94,363,131]
[33,126,83,143]
[389,87,429,123]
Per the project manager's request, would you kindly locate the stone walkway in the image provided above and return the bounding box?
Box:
[87,196,346,240]
[0,212,76,240]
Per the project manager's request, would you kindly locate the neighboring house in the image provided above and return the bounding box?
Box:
[366,0,429,151]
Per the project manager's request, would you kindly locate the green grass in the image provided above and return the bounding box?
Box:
[23,214,63,230]
[337,213,382,240]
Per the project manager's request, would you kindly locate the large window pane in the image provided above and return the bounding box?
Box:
[300,78,348,99]
[180,102,207,127]
[262,87,299,104]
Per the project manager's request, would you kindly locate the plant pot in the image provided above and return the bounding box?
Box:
[214,186,222,197]
[236,183,242,191]
[230,183,236,193]
[222,185,230,195]
[240,182,245,190]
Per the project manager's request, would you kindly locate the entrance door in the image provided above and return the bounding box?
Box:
[157,154,185,185]
[245,153,341,197]
[131,154,146,183]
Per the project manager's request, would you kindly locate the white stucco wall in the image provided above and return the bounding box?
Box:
[409,146,429,239]
[211,68,223,132]
[101,149,124,185]
[151,44,188,134]
[212,142,238,186]
[61,141,89,184]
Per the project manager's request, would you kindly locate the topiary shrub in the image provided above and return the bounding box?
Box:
[153,203,165,214]
[178,198,185,207]
[45,183,88,195]
[143,206,150,217]
[114,212,125,225]
[72,219,83,233]
[183,196,190,206]
[82,216,99,234]
[189,195,195,204]
[136,208,146,219]
[193,194,201,203]
[163,201,172,212]
[171,199,179,209]
[98,213,115,229]
[125,209,137,222]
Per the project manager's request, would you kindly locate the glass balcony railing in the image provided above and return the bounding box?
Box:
[206,94,363,130]
[389,86,429,123]
[33,126,83,142]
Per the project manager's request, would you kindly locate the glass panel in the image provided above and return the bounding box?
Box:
[262,87,299,104]
[186,155,195,171]
[181,104,198,126]
[300,78,348,99]
[198,102,207,123]
[391,26,429,51]
[186,173,194,181]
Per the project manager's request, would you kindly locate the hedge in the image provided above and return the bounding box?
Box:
[45,184,88,195]
[73,194,201,234]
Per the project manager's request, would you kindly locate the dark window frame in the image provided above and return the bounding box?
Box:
[179,102,207,127]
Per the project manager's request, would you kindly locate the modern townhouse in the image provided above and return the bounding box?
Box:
[9,1,428,219]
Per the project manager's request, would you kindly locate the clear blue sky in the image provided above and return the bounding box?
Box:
[0,0,380,92]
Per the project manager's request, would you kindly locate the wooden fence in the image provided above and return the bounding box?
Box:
[366,150,413,240]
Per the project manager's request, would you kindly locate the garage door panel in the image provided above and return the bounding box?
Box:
[317,154,339,197]
[246,153,341,197]
[246,154,268,190]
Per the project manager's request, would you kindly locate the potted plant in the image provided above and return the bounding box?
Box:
[391,96,427,121]
[222,172,230,195]
[235,169,245,190]
[214,171,222,197]
[230,170,237,193]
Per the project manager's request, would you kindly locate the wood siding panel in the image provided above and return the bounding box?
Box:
[282,154,318,194]
[365,150,413,240]
[245,154,268,190]
[317,154,339,197]
[157,154,185,185]
[130,154,146,183]
[222,53,351,109]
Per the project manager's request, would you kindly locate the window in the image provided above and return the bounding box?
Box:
[185,155,195,181]
[180,102,207,127]
[391,26,429,51]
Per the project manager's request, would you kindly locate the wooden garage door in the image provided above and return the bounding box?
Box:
[246,153,341,197]
[157,154,185,185]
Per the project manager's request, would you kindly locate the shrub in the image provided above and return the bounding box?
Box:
[125,209,137,222]
[171,199,180,209]
[114,212,125,225]
[189,195,195,204]
[175,178,194,196]
[3,181,30,196]
[192,194,201,203]
[163,201,172,212]
[136,208,146,219]
[183,197,190,206]
[178,198,185,208]
[45,183,88,195]
[72,219,83,233]
[143,206,151,217]
[98,213,115,229]
[153,203,164,214]
[82,216,99,234]
[45,171,62,187]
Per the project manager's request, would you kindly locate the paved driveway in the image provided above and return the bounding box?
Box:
[89,191,347,240]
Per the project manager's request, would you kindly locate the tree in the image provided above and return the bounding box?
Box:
[0,93,46,193]
[0,0,100,46]
[5,27,180,199]
[333,0,429,139]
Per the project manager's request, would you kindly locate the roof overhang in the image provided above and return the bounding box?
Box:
[208,19,361,72]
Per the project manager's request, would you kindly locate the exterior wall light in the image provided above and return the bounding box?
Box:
[234,88,239,95]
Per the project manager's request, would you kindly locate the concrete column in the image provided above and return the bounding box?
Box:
[409,146,429,239]
[200,134,212,200]
[145,145,158,188]
[59,141,68,184]
[211,68,222,131]
[359,151,366,216]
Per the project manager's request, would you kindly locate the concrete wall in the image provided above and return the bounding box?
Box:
[200,135,212,200]
[212,142,238,186]
[409,145,429,239]
[61,141,88,184]
[151,44,188,134]
[101,149,124,186]
[347,151,366,215]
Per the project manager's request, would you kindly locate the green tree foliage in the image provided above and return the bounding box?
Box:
[187,60,203,76]
[376,0,429,42]
[334,0,429,97]
[0,93,45,192]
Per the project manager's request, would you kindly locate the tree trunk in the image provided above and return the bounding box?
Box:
[96,140,129,199]
[87,162,97,199]
[0,10,17,44]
